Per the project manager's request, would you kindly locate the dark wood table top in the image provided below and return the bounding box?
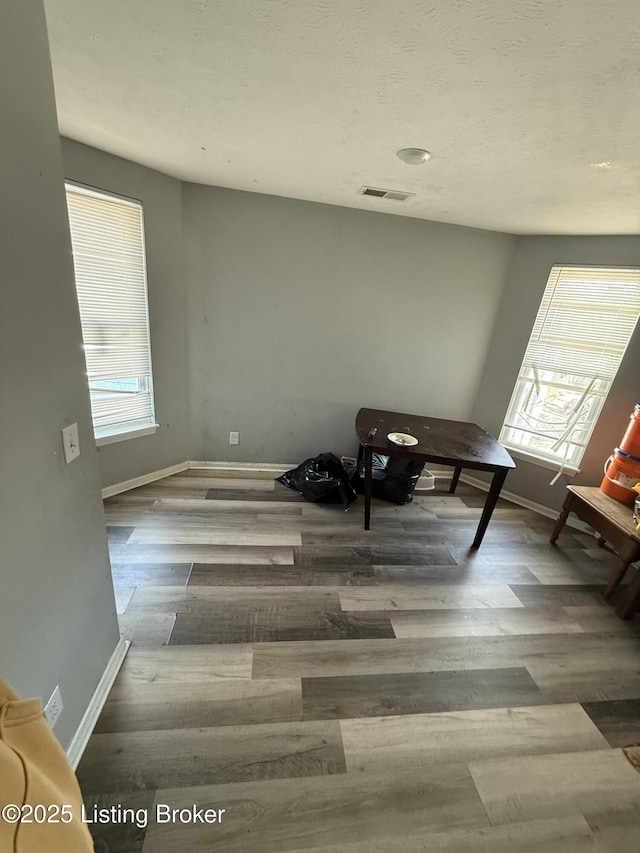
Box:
[356,408,515,472]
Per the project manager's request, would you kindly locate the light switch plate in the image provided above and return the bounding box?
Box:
[61,423,80,463]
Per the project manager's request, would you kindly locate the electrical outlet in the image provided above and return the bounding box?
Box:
[61,423,80,464]
[229,431,239,445]
[43,685,63,729]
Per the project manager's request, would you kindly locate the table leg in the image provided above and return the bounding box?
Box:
[472,468,508,549]
[449,466,462,494]
[603,558,633,600]
[364,445,372,531]
[616,567,640,619]
[550,493,573,544]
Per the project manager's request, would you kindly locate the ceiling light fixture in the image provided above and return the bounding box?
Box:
[396,148,431,165]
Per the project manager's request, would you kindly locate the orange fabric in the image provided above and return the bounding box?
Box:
[0,679,93,852]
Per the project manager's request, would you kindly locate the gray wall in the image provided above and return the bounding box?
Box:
[473,235,640,512]
[0,0,119,748]
[61,139,190,488]
[183,184,516,463]
[51,145,640,516]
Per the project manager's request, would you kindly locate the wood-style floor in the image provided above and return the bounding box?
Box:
[77,470,640,852]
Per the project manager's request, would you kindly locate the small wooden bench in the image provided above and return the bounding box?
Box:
[550,485,640,619]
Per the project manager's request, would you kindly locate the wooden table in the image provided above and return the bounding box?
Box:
[355,408,515,548]
[550,485,640,619]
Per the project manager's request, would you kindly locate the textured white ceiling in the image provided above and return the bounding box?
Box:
[43,0,640,234]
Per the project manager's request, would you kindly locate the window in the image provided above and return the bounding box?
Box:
[499,265,640,474]
[65,184,157,444]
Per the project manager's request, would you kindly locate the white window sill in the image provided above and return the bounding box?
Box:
[504,446,581,477]
[96,424,159,447]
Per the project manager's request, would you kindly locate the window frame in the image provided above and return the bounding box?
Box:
[499,264,640,475]
[65,181,159,445]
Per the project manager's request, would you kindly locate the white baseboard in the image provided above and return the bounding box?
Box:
[100,460,590,534]
[103,460,302,498]
[66,637,130,769]
[191,461,446,492]
[187,460,294,473]
[102,462,189,498]
[459,473,592,534]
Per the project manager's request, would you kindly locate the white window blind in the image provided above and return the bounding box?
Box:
[499,265,640,473]
[65,184,156,442]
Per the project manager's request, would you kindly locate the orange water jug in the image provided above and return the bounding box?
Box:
[619,403,640,458]
[600,447,640,504]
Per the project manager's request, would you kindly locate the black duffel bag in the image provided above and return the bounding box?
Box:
[353,448,424,505]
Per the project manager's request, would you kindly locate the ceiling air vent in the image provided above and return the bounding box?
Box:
[359,186,415,201]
